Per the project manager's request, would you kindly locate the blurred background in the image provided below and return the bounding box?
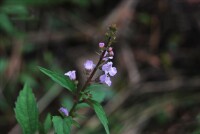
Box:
[1,0,200,133]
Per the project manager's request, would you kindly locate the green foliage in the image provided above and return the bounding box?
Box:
[43,113,52,133]
[61,95,73,111]
[0,4,29,35]
[0,58,8,73]
[193,129,200,134]
[3,0,67,5]
[72,0,90,7]
[76,102,90,110]
[1,5,28,16]
[38,113,52,134]
[14,83,39,134]
[71,119,80,128]
[138,13,151,25]
[87,100,110,134]
[38,66,76,92]
[85,84,109,103]
[52,116,73,134]
[0,13,16,34]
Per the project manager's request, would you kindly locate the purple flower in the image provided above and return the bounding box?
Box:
[59,107,69,116]
[102,62,117,76]
[103,51,113,61]
[99,42,105,48]
[84,60,95,70]
[64,70,76,80]
[108,47,113,52]
[100,74,111,86]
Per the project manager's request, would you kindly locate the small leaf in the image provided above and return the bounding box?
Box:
[87,100,110,134]
[38,66,76,92]
[85,84,110,102]
[44,113,52,133]
[14,83,39,134]
[52,116,73,134]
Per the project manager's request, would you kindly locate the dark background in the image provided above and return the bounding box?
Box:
[1,0,200,133]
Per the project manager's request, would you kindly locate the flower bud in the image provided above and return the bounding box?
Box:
[84,60,95,71]
[99,42,105,48]
[109,51,114,56]
[59,107,69,116]
[108,47,113,52]
[64,70,76,80]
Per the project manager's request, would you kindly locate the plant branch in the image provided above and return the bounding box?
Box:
[69,38,111,116]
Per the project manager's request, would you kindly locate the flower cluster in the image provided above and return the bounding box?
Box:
[99,44,117,86]
[64,42,117,87]
[38,25,117,131]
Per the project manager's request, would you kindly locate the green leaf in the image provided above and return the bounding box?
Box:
[87,100,110,134]
[52,116,68,134]
[52,116,73,134]
[0,13,16,34]
[44,113,52,133]
[38,66,76,92]
[76,102,90,110]
[1,5,28,16]
[71,119,80,128]
[85,84,110,103]
[61,95,73,111]
[14,83,39,134]
[38,114,52,134]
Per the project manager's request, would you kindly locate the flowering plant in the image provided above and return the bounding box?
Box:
[14,25,117,134]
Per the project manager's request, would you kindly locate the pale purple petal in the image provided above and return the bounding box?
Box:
[100,74,106,83]
[84,60,95,70]
[109,67,117,76]
[99,42,105,48]
[100,74,112,86]
[59,107,69,116]
[105,76,111,86]
[102,62,113,72]
[102,62,117,76]
[64,70,76,80]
